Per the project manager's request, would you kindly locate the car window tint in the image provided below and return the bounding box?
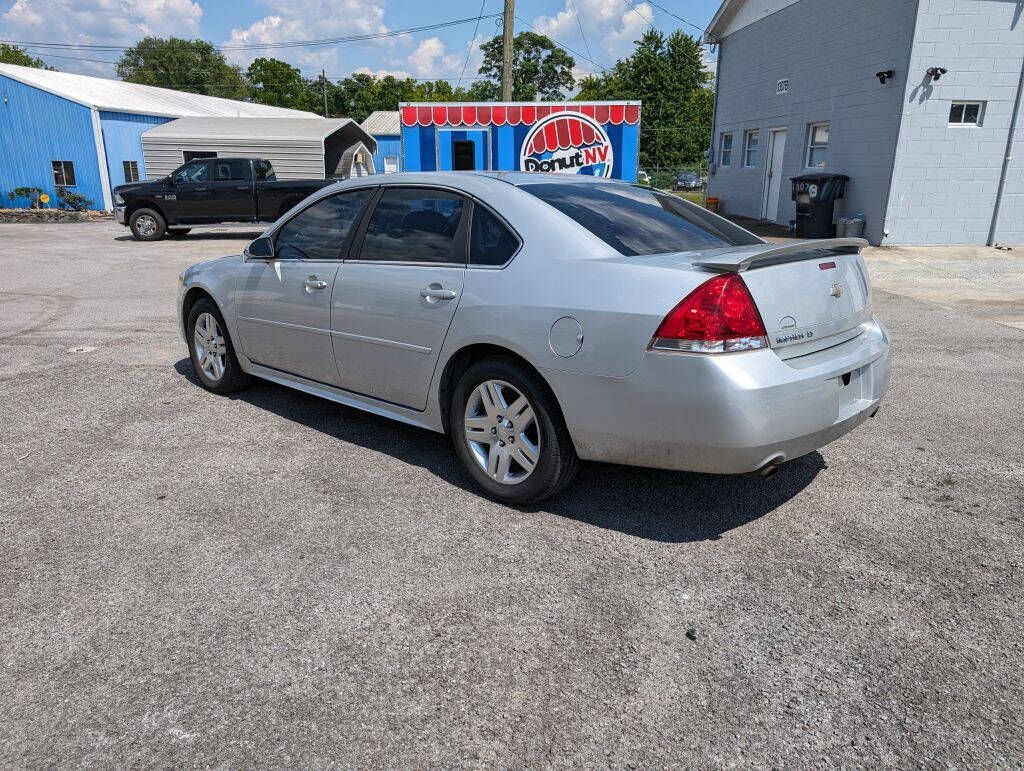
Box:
[214,160,248,181]
[470,205,518,266]
[254,160,276,181]
[520,182,760,256]
[275,189,373,260]
[174,162,208,184]
[359,188,465,263]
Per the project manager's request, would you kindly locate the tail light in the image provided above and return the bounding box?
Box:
[651,273,768,353]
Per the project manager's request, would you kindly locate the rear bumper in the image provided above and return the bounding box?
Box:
[544,316,891,474]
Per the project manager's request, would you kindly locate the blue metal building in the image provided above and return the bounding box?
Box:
[0,63,317,210]
[359,111,402,174]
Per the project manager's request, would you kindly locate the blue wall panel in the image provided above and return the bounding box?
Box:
[99,111,172,186]
[0,74,104,209]
[369,134,401,174]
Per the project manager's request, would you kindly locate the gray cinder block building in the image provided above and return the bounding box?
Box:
[704,0,1024,246]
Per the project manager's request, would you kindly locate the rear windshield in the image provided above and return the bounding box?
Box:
[520,182,760,256]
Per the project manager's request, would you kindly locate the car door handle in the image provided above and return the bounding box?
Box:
[304,277,328,289]
[195,187,208,192]
[420,287,457,301]
[235,185,248,191]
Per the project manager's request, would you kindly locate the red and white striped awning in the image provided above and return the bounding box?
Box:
[400,102,640,128]
[525,114,607,155]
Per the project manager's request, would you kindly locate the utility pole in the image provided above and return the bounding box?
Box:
[501,0,514,101]
[322,69,329,117]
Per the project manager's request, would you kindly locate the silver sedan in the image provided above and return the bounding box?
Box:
[178,172,891,503]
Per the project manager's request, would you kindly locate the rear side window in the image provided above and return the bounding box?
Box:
[520,182,760,256]
[213,160,249,181]
[358,188,466,264]
[275,189,372,260]
[254,160,276,181]
[470,205,519,266]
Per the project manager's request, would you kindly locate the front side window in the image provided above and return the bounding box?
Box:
[720,133,733,166]
[806,123,829,168]
[51,161,76,187]
[470,205,519,266]
[743,131,759,167]
[173,161,209,185]
[358,188,466,264]
[275,188,373,261]
[949,101,983,126]
[520,182,760,257]
[213,160,249,181]
[122,160,140,183]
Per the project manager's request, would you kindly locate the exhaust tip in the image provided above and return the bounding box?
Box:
[757,464,779,479]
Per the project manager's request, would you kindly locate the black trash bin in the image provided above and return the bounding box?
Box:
[790,172,848,239]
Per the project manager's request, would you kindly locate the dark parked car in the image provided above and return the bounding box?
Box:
[113,158,333,241]
[673,171,703,191]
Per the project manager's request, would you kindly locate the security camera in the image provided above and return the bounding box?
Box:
[926,67,947,81]
[876,70,894,84]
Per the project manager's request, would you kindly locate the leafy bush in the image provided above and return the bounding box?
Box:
[7,186,43,208]
[55,186,93,211]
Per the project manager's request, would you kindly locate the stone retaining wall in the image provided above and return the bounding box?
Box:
[0,209,112,223]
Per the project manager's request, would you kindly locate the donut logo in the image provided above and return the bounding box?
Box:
[520,111,614,177]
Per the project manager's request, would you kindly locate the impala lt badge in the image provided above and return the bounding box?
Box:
[830,283,844,298]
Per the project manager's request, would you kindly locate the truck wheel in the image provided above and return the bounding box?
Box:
[130,208,166,241]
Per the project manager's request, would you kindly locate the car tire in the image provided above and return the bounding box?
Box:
[451,357,580,504]
[129,207,166,241]
[167,228,191,238]
[186,298,251,394]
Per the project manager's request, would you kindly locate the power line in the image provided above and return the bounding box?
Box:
[620,0,654,26]
[456,0,488,91]
[566,0,594,67]
[514,14,609,73]
[0,14,501,53]
[646,2,705,34]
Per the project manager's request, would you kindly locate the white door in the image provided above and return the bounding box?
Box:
[762,129,787,223]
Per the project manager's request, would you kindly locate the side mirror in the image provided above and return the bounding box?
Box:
[244,235,275,259]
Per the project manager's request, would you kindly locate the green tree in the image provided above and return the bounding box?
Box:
[476,31,575,100]
[0,44,54,69]
[246,57,320,112]
[116,37,247,99]
[577,29,712,173]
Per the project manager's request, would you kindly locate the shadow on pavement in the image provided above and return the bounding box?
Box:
[115,231,263,242]
[174,358,825,543]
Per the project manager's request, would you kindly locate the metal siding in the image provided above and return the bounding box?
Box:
[99,111,172,186]
[706,0,919,244]
[0,74,104,209]
[370,134,402,173]
[141,137,327,179]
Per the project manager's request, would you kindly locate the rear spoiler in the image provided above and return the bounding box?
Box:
[693,238,868,272]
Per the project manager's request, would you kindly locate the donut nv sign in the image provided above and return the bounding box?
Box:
[519,111,614,178]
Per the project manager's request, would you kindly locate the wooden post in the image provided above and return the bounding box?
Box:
[501,0,514,101]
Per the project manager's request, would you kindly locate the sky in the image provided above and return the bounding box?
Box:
[0,0,723,86]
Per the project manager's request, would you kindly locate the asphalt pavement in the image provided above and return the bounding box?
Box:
[1,222,1022,766]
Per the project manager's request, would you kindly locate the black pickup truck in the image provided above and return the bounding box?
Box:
[113,158,333,241]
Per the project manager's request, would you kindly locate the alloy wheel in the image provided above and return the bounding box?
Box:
[463,379,540,485]
[193,312,227,382]
[135,214,157,237]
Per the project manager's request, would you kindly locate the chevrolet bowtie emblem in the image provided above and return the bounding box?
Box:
[830,283,844,298]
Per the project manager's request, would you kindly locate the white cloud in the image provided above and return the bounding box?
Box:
[353,65,411,79]
[402,34,481,80]
[530,0,655,75]
[222,0,389,73]
[1,0,202,74]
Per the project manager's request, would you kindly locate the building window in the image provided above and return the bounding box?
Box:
[183,150,217,163]
[720,133,733,166]
[806,123,830,168]
[383,156,399,173]
[743,130,759,167]
[122,160,140,183]
[51,160,76,187]
[949,101,983,126]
